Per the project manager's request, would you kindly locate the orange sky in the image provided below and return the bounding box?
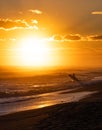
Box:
[0,0,102,68]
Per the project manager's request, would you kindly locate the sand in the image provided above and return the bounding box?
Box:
[0,83,102,130]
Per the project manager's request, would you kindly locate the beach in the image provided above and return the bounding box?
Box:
[0,81,102,130]
[1,0,102,129]
[0,102,102,130]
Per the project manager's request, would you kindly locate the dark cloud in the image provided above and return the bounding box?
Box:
[64,34,81,41]
[90,35,102,40]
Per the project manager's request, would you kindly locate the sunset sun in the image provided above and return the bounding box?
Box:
[19,37,51,66]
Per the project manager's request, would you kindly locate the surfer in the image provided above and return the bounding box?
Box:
[68,73,80,82]
[68,73,85,86]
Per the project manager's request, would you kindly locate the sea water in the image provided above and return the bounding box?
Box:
[0,68,102,115]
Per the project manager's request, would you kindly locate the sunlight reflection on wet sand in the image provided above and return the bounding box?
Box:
[0,90,96,116]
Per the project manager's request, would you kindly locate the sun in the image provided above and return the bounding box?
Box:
[19,37,51,66]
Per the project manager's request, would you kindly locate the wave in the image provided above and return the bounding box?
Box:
[0,95,40,105]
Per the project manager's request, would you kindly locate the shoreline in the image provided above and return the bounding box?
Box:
[0,89,94,116]
[0,81,102,129]
[0,101,102,130]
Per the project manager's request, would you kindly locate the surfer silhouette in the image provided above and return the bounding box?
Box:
[68,73,85,86]
[68,73,80,82]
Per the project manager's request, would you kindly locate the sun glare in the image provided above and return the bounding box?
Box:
[18,37,51,66]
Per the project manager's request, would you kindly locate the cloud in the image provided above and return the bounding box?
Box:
[31,19,38,24]
[64,34,81,41]
[53,35,63,41]
[0,19,39,31]
[52,34,82,42]
[92,11,102,15]
[18,9,43,15]
[0,19,28,29]
[28,9,42,14]
[52,33,102,42]
[89,35,102,41]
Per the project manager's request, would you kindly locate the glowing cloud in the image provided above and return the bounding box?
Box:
[31,19,38,24]
[92,11,102,15]
[0,19,28,29]
[29,9,42,14]
[0,19,39,31]
[53,35,63,41]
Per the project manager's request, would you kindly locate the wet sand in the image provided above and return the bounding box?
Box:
[0,102,102,130]
[0,84,102,130]
[0,89,93,116]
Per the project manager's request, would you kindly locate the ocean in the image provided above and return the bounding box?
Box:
[0,67,102,115]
